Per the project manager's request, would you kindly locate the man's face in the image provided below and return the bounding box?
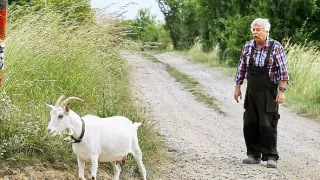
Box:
[251,24,267,44]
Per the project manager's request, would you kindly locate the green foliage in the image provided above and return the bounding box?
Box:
[157,0,183,49]
[157,0,320,63]
[252,0,318,44]
[157,24,172,50]
[220,15,253,65]
[178,0,199,49]
[127,8,172,50]
[135,9,159,42]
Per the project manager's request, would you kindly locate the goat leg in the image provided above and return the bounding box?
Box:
[90,156,99,180]
[77,157,86,180]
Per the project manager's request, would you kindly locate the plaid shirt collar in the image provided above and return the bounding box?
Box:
[248,37,273,49]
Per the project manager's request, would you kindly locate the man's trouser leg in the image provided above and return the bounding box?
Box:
[243,90,279,161]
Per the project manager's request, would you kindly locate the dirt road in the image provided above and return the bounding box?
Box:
[125,52,320,180]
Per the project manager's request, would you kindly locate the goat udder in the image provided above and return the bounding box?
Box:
[116,155,127,165]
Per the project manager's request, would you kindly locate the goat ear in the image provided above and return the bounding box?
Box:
[65,106,69,112]
[46,104,55,109]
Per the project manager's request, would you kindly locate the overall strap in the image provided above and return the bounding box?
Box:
[249,46,255,66]
[264,41,274,67]
[249,40,275,67]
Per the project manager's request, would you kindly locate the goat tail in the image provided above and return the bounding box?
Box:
[133,122,142,130]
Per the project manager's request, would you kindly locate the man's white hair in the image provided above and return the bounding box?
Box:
[251,18,271,36]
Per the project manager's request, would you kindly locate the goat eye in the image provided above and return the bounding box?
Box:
[58,115,63,119]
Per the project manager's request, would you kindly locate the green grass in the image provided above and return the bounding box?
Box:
[285,91,320,119]
[0,8,167,178]
[187,42,221,66]
[285,45,320,119]
[140,52,162,63]
[181,43,236,77]
[141,52,226,116]
[185,43,320,120]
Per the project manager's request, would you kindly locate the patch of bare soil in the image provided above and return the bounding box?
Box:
[0,165,112,180]
[124,52,320,180]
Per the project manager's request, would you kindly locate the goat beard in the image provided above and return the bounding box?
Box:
[63,136,73,142]
[62,127,74,142]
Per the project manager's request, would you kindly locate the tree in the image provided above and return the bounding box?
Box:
[134,9,159,42]
[252,0,319,43]
[156,0,320,64]
[157,0,181,49]
[126,8,172,50]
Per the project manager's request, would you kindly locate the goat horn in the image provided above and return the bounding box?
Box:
[55,95,65,107]
[60,97,84,107]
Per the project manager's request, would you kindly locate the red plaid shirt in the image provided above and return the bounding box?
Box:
[235,38,289,85]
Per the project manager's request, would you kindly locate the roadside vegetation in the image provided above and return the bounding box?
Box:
[184,43,236,77]
[0,1,167,178]
[285,45,320,118]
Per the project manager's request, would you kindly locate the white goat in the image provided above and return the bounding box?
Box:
[46,96,147,180]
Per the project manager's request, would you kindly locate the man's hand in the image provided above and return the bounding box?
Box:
[276,91,285,104]
[234,84,242,103]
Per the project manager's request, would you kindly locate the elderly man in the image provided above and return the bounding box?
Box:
[234,18,289,168]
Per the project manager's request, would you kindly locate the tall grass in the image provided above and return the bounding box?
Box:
[0,8,166,178]
[187,42,236,76]
[188,42,221,66]
[286,45,320,118]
